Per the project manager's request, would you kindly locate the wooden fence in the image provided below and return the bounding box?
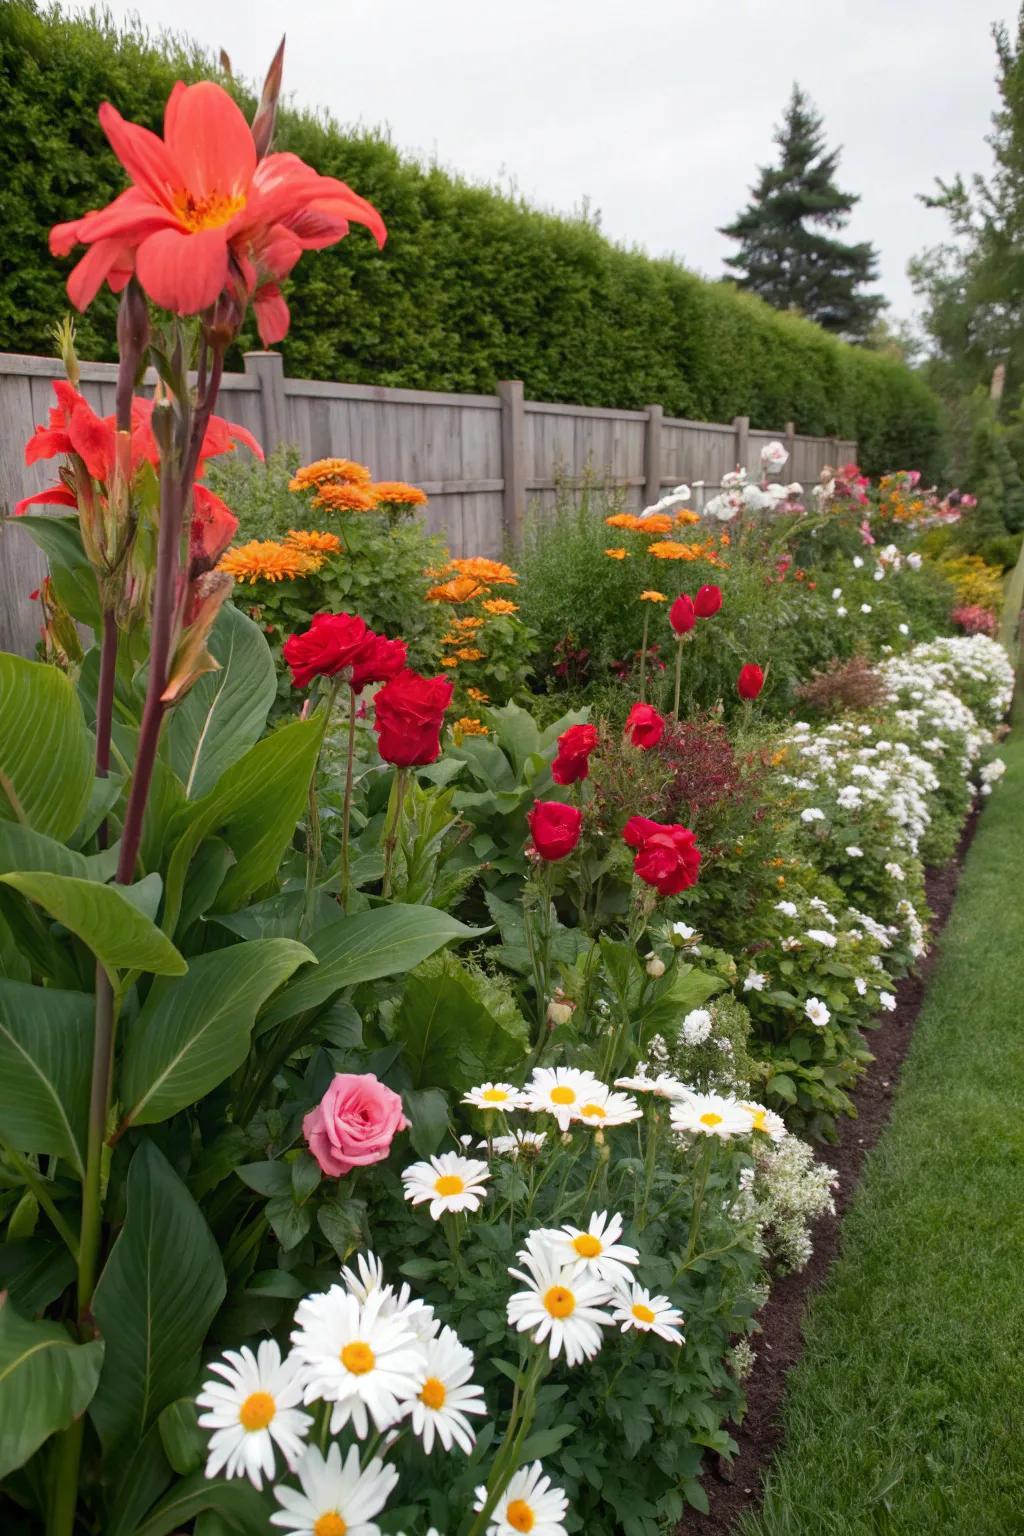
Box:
[0,350,856,655]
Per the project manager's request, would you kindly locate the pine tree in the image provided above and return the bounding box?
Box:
[721,85,885,340]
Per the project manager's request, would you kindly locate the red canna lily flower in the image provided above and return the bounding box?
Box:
[50,80,386,338]
[190,484,239,573]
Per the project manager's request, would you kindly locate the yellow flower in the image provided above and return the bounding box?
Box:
[289,457,372,491]
[482,598,519,615]
[467,686,490,703]
[310,482,379,514]
[605,548,628,560]
[639,590,666,602]
[456,647,485,662]
[217,541,324,584]
[369,480,428,507]
[284,529,342,555]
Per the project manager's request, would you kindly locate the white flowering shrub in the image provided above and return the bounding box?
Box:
[735,1134,839,1274]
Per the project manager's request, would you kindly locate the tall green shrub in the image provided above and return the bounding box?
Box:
[1,1,945,476]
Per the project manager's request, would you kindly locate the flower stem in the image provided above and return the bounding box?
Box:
[381,767,408,898]
[685,1138,714,1262]
[638,608,650,701]
[339,686,357,910]
[673,637,684,719]
[77,967,116,1314]
[94,607,119,850]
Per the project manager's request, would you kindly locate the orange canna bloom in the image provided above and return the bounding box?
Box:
[218,539,323,583]
[481,598,519,615]
[427,575,490,603]
[369,480,428,507]
[289,458,372,491]
[605,548,628,560]
[311,482,379,514]
[284,528,342,555]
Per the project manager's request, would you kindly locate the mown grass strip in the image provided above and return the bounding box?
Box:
[739,717,1024,1536]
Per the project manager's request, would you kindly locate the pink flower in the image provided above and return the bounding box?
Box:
[303,1072,409,1177]
[858,520,876,546]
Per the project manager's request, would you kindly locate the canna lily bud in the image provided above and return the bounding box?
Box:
[251,37,286,159]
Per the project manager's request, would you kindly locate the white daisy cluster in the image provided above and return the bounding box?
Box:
[886,634,1013,728]
[733,1133,839,1274]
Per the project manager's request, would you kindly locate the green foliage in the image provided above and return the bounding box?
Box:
[1,2,943,474]
[0,1300,104,1479]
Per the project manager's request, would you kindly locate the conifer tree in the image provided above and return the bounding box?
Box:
[721,85,885,340]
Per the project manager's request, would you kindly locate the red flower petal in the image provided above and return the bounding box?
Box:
[163,81,256,201]
[14,485,78,517]
[135,225,231,314]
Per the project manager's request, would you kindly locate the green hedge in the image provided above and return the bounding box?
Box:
[1,2,946,477]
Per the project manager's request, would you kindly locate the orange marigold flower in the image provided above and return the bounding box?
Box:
[427,575,490,603]
[674,508,702,525]
[647,539,702,560]
[634,513,674,534]
[289,457,373,491]
[447,556,519,587]
[719,533,731,546]
[217,540,323,584]
[456,647,485,662]
[481,598,519,615]
[639,590,667,602]
[440,655,459,667]
[368,480,428,507]
[453,716,489,743]
[453,616,486,631]
[442,632,461,645]
[284,529,343,555]
[605,548,628,560]
[310,482,379,513]
[467,686,490,703]
[605,512,642,531]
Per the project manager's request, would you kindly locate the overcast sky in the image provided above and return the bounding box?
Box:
[70,0,1017,323]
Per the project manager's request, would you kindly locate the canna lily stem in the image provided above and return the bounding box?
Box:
[339,685,358,911]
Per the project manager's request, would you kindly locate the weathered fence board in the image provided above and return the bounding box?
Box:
[0,349,856,655]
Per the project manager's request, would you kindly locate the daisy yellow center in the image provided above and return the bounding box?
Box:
[549,1086,576,1105]
[482,1088,508,1102]
[750,1111,767,1131]
[435,1174,465,1196]
[572,1234,603,1258]
[506,1501,536,1532]
[543,1285,576,1318]
[580,1102,606,1119]
[419,1376,447,1410]
[174,188,247,232]
[699,1112,723,1127]
[632,1303,657,1324]
[238,1391,275,1431]
[314,1515,347,1536]
[340,1341,376,1375]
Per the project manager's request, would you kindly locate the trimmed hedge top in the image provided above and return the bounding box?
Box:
[1,2,945,476]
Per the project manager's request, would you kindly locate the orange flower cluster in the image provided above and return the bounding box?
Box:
[311,482,380,514]
[370,481,429,508]
[289,458,372,492]
[453,716,489,743]
[647,537,722,563]
[605,508,701,534]
[425,556,519,605]
[482,598,519,615]
[218,540,324,584]
[877,473,926,522]
[289,457,429,518]
[427,575,490,604]
[285,529,342,555]
[605,548,628,560]
[447,557,518,586]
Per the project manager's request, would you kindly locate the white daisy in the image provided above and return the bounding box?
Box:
[805,928,837,948]
[852,555,864,568]
[475,1460,569,1536]
[878,990,897,1012]
[481,1129,547,1159]
[671,921,697,941]
[805,997,831,1028]
[289,1286,423,1439]
[775,900,798,917]
[405,1325,486,1455]
[800,807,825,823]
[831,587,843,600]
[854,977,868,996]
[401,1153,491,1221]
[526,1066,605,1130]
[339,1257,438,1345]
[743,969,766,992]
[531,1210,640,1288]
[614,1071,691,1099]
[612,1283,685,1344]
[197,1340,311,1490]
[339,1251,386,1302]
[462,1082,529,1111]
[669,1092,751,1140]
[572,1085,642,1128]
[506,1243,614,1365]
[738,1101,787,1142]
[271,1442,398,1536]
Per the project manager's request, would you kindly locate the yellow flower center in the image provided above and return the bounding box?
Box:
[699,1112,723,1127]
[174,188,247,233]
[314,1515,347,1536]
[632,1303,657,1324]
[580,1102,606,1120]
[238,1391,275,1431]
[482,1088,508,1102]
[419,1376,447,1410]
[750,1111,767,1131]
[572,1234,603,1258]
[549,1086,576,1105]
[543,1285,576,1318]
[435,1174,465,1196]
[340,1341,375,1375]
[507,1500,536,1533]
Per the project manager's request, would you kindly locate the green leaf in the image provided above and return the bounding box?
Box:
[235,1161,292,1198]
[0,1239,75,1317]
[0,1297,104,1478]
[266,1196,311,1252]
[0,873,187,986]
[392,951,529,1095]
[15,515,102,630]
[0,980,92,1175]
[212,886,334,941]
[0,654,94,840]
[165,606,278,800]
[119,940,314,1129]
[258,905,487,1033]
[317,1196,368,1259]
[767,1072,798,1104]
[158,1397,205,1476]
[0,821,115,881]
[404,1086,450,1158]
[130,1469,271,1536]
[90,1141,225,1455]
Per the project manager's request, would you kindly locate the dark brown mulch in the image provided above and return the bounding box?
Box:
[685,807,982,1535]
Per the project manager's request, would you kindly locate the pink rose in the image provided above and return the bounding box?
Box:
[303,1072,409,1177]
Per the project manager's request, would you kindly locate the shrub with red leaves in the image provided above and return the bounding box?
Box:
[795,655,886,716]
[952,604,998,637]
[651,714,770,849]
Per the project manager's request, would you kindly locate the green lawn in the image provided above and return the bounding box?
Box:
[739,716,1024,1536]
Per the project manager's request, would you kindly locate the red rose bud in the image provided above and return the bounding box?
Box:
[669,594,696,635]
[694,583,722,618]
[373,668,453,767]
[527,800,583,861]
[737,663,764,701]
[551,722,599,785]
[623,814,701,896]
[624,702,665,750]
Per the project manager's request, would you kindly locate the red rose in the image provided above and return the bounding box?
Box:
[374,668,453,766]
[350,632,407,692]
[623,814,701,895]
[669,595,696,636]
[283,612,370,690]
[625,702,665,749]
[737,663,764,701]
[527,799,583,860]
[552,723,599,785]
[694,584,722,618]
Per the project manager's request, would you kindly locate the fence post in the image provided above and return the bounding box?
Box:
[244,351,288,452]
[829,436,841,467]
[497,379,526,547]
[732,415,749,474]
[784,419,796,470]
[644,403,663,508]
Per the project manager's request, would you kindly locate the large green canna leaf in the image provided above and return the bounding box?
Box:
[0,980,92,1175]
[165,605,278,800]
[391,950,529,1095]
[131,1470,271,1536]
[15,515,102,631]
[119,939,315,1128]
[0,822,116,881]
[0,1297,104,1478]
[0,654,94,840]
[0,872,186,985]
[257,905,488,1033]
[90,1141,225,1456]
